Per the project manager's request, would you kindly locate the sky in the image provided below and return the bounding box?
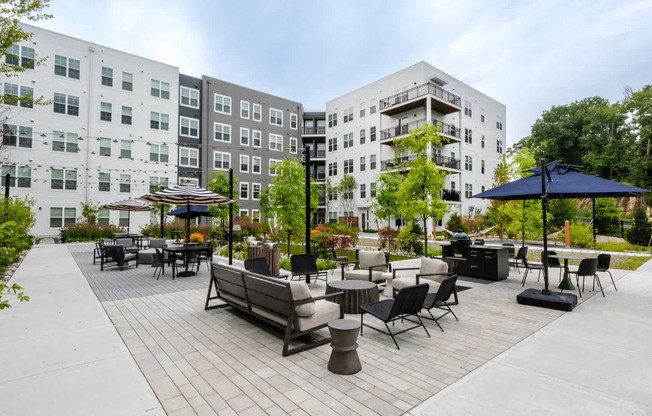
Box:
[30,0,652,147]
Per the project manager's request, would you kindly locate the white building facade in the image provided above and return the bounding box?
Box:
[325,62,506,231]
[1,24,179,236]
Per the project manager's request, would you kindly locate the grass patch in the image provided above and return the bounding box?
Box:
[595,241,650,252]
[612,256,651,270]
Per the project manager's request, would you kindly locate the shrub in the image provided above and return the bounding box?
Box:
[625,208,651,246]
[569,221,594,248]
[280,258,335,272]
[549,199,578,230]
[396,225,423,255]
[0,196,35,273]
[446,213,465,233]
[462,216,485,234]
[378,227,399,251]
[62,223,124,242]
[595,198,621,234]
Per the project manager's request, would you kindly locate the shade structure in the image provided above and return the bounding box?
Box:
[101,198,155,233]
[472,160,648,296]
[167,205,215,220]
[139,185,232,240]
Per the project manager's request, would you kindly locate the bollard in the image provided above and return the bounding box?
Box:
[565,221,570,247]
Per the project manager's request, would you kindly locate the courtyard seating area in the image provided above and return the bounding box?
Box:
[1,243,651,415]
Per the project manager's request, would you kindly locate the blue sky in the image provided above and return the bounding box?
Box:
[32,0,652,146]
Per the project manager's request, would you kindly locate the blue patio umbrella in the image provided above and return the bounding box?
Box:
[166,205,214,220]
[472,160,648,297]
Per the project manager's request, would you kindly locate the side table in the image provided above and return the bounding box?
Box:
[327,319,361,375]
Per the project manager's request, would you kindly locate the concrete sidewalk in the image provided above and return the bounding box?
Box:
[410,260,652,416]
[0,245,164,416]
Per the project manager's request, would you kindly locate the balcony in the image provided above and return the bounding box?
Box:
[311,172,326,182]
[432,153,461,170]
[379,82,461,116]
[303,127,326,135]
[432,118,461,141]
[301,149,326,160]
[442,189,461,202]
[380,118,427,142]
[381,154,417,171]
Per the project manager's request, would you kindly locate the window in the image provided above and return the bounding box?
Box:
[240,182,249,200]
[360,156,366,172]
[252,183,261,200]
[290,137,297,154]
[6,44,34,69]
[50,207,76,228]
[343,107,353,123]
[328,188,337,201]
[252,130,261,147]
[252,156,261,174]
[465,183,473,198]
[121,106,132,125]
[464,128,472,144]
[253,103,262,121]
[481,108,485,123]
[360,103,366,118]
[239,209,248,217]
[270,108,283,126]
[497,140,503,154]
[179,147,199,167]
[122,72,133,91]
[252,210,260,222]
[328,137,337,152]
[240,128,249,146]
[370,154,377,170]
[1,165,31,188]
[343,133,353,149]
[52,131,78,153]
[120,140,132,158]
[214,151,230,170]
[98,172,110,192]
[451,181,456,191]
[179,177,199,186]
[120,174,131,192]
[54,55,80,79]
[5,83,33,108]
[240,155,249,172]
[101,67,113,87]
[465,156,472,171]
[370,126,376,142]
[481,135,485,148]
[360,183,366,198]
[149,144,169,163]
[51,168,77,190]
[240,100,250,119]
[370,182,377,197]
[269,133,282,151]
[482,186,486,192]
[328,113,337,128]
[151,79,170,99]
[328,212,338,223]
[328,162,337,176]
[99,137,111,156]
[214,122,231,142]
[100,102,112,121]
[214,93,231,114]
[344,159,353,174]
[464,100,472,117]
[150,112,169,130]
[98,209,110,225]
[290,113,298,129]
[2,124,32,148]
[359,129,366,145]
[53,93,79,115]
[180,86,199,108]
[269,159,280,175]
[180,117,199,138]
[370,99,377,114]
[149,177,168,193]
[481,160,485,174]
[496,115,504,130]
[119,211,130,227]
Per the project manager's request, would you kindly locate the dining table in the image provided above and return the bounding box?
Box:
[548,253,585,291]
[163,244,211,278]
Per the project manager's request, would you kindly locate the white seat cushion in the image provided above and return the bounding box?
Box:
[296,300,341,332]
[344,270,390,282]
[419,257,448,283]
[392,278,441,293]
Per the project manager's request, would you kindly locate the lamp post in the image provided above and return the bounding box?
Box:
[304,146,311,254]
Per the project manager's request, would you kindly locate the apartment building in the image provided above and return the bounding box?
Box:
[177,74,203,187]
[325,61,506,231]
[1,24,179,237]
[302,111,327,224]
[200,76,303,222]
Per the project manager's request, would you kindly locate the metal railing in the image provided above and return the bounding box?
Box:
[442,189,461,202]
[380,118,427,141]
[432,153,460,170]
[303,127,326,135]
[379,82,461,111]
[432,118,461,138]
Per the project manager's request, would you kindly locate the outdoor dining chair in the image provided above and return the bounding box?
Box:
[569,258,602,298]
[420,274,459,332]
[542,250,563,281]
[290,254,328,284]
[519,251,544,287]
[597,254,617,291]
[511,246,528,273]
[330,247,349,274]
[244,257,288,279]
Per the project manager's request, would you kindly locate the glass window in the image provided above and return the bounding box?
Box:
[100,102,112,121]
[122,72,133,91]
[252,130,261,147]
[270,108,283,126]
[120,140,132,158]
[51,168,76,190]
[50,207,76,228]
[214,151,231,170]
[253,103,262,121]
[150,112,169,130]
[149,143,169,163]
[52,131,78,153]
[252,156,261,174]
[328,137,337,152]
[370,154,376,170]
[98,209,110,225]
[101,66,113,87]
[360,183,366,198]
[290,137,297,154]
[99,137,111,156]
[121,106,132,125]
[120,174,131,192]
[240,182,249,200]
[240,100,250,119]
[370,126,376,142]
[98,172,110,192]
[240,128,249,146]
[151,79,170,99]
[252,183,261,200]
[179,148,199,167]
[240,155,249,172]
[290,113,298,129]
[269,134,282,151]
[214,94,231,114]
[360,156,366,172]
[180,117,199,138]
[214,122,231,142]
[343,133,353,149]
[180,86,199,108]
[269,159,279,175]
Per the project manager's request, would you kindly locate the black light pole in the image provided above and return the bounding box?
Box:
[160,205,165,238]
[304,146,311,253]
[229,168,234,265]
[541,158,551,295]
[592,198,597,243]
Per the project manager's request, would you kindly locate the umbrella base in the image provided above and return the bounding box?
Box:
[176,271,197,277]
[516,288,577,312]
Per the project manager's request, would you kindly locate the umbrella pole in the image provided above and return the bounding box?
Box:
[229,168,234,265]
[160,205,164,238]
[128,209,131,234]
[186,201,190,242]
[541,158,550,295]
[592,198,596,244]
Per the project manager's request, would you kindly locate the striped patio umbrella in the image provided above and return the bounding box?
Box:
[138,185,232,240]
[101,198,155,233]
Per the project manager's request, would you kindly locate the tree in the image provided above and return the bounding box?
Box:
[207,171,239,243]
[80,201,100,225]
[623,85,652,191]
[393,123,448,253]
[370,171,402,229]
[337,173,357,226]
[594,198,621,234]
[548,198,578,230]
[257,187,271,233]
[625,208,651,246]
[267,158,319,254]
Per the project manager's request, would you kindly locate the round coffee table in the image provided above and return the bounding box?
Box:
[326,280,379,314]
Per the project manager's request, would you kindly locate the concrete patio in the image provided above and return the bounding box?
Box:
[1,243,650,415]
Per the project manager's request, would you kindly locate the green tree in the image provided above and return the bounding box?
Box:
[548,198,578,230]
[337,174,357,226]
[258,186,271,233]
[625,208,651,246]
[623,85,652,191]
[207,171,239,243]
[80,201,100,225]
[267,158,319,254]
[446,213,465,233]
[594,198,621,234]
[370,171,402,229]
[393,123,448,252]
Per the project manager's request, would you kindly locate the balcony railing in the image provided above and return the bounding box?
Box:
[311,172,326,181]
[302,149,326,161]
[432,118,461,139]
[381,154,418,170]
[379,81,461,111]
[432,153,460,170]
[442,189,461,202]
[380,118,427,141]
[303,127,326,135]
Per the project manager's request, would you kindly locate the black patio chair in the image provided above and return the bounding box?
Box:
[102,244,138,271]
[569,258,601,298]
[360,283,430,350]
[511,246,528,273]
[290,254,328,284]
[542,250,563,281]
[421,275,459,332]
[153,248,167,279]
[244,257,288,279]
[597,254,617,292]
[520,252,544,287]
[93,242,105,265]
[330,247,349,275]
[194,245,214,273]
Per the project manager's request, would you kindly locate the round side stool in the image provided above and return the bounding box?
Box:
[327,319,362,375]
